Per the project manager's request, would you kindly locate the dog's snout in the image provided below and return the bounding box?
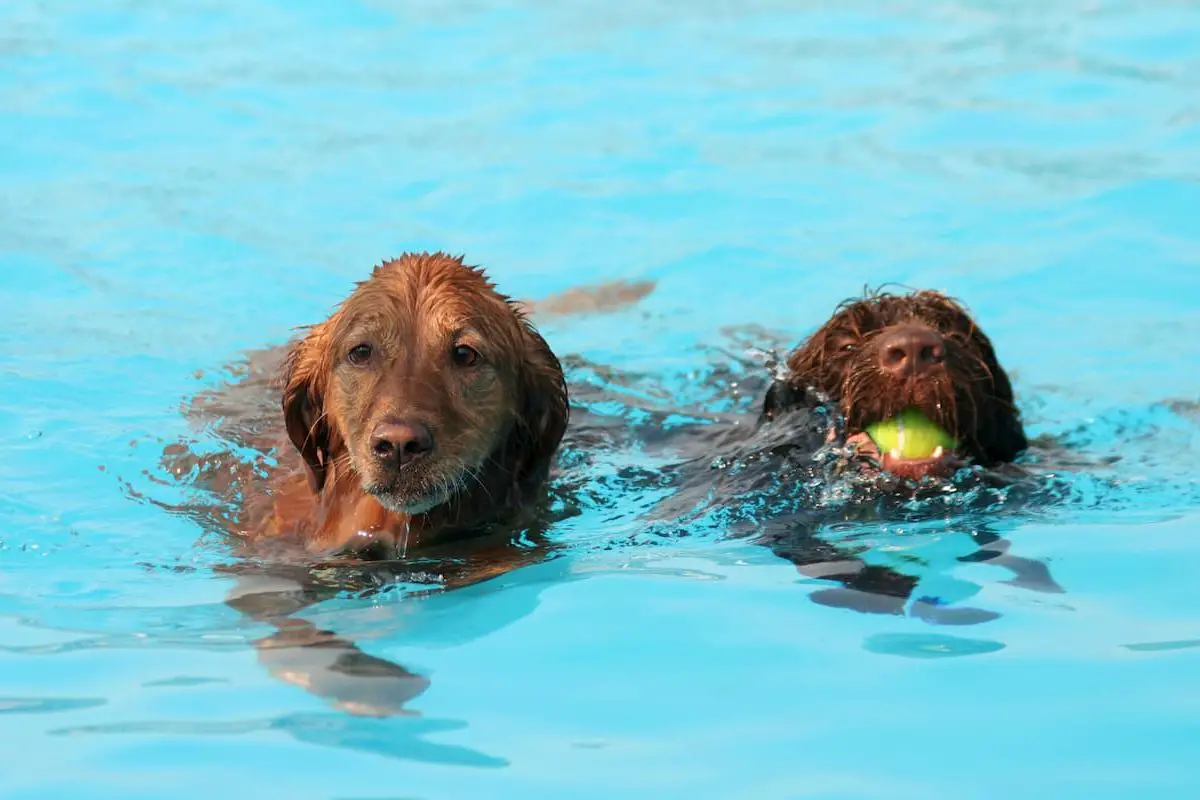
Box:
[877,325,945,377]
[370,421,434,467]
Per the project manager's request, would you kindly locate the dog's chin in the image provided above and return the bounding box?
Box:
[362,479,451,516]
[371,489,448,516]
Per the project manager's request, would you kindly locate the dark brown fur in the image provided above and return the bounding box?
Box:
[764,290,1027,467]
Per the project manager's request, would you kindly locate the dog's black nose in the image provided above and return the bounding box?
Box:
[370,421,434,467]
[877,325,945,377]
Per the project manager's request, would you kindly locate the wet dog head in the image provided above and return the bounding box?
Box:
[765,290,1026,478]
[282,253,567,516]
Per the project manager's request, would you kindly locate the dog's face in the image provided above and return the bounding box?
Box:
[283,253,567,516]
[766,290,1027,477]
[324,270,518,514]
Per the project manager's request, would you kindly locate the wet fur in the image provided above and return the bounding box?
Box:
[763,289,1027,466]
[262,252,569,556]
[152,256,656,717]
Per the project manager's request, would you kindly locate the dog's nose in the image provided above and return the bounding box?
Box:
[878,325,945,377]
[370,421,434,467]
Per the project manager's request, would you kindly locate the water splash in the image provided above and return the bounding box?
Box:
[743,345,790,383]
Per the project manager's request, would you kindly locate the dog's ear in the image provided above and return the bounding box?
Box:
[281,326,334,493]
[970,328,1029,465]
[505,322,569,496]
[981,362,1028,465]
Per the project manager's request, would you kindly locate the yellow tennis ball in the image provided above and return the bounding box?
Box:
[865,407,956,459]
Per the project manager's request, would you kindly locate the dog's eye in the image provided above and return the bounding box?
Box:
[347,343,373,365]
[452,344,479,367]
[834,338,857,353]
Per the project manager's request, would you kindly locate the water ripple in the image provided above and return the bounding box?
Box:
[0,696,106,715]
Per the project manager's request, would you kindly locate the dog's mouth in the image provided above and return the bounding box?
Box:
[366,482,452,515]
[842,406,962,480]
[362,465,456,516]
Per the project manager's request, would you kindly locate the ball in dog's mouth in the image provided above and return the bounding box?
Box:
[854,406,959,479]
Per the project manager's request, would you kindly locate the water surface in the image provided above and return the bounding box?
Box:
[2,1,1200,797]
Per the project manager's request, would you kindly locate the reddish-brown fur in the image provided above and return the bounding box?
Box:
[249,252,568,558]
[764,290,1027,474]
[135,256,658,717]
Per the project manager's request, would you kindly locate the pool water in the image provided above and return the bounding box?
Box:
[3,1,1200,797]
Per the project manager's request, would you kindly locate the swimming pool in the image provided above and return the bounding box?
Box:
[3,1,1200,797]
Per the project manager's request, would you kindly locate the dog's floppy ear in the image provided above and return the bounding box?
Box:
[506,322,569,495]
[281,325,334,493]
[973,331,1028,465]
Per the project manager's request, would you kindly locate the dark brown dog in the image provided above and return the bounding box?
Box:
[763,289,1028,479]
[247,251,570,559]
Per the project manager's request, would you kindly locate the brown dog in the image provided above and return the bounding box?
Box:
[245,252,570,559]
[154,253,652,717]
[763,289,1028,479]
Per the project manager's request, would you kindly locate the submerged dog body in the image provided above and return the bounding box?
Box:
[763,290,1028,479]
[250,252,568,558]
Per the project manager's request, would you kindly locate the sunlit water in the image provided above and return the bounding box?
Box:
[3,2,1200,797]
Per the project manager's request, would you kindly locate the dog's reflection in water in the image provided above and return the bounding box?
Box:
[221,530,558,718]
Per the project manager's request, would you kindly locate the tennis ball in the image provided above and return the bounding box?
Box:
[865,407,956,459]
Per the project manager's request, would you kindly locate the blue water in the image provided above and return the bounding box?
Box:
[3,2,1200,797]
